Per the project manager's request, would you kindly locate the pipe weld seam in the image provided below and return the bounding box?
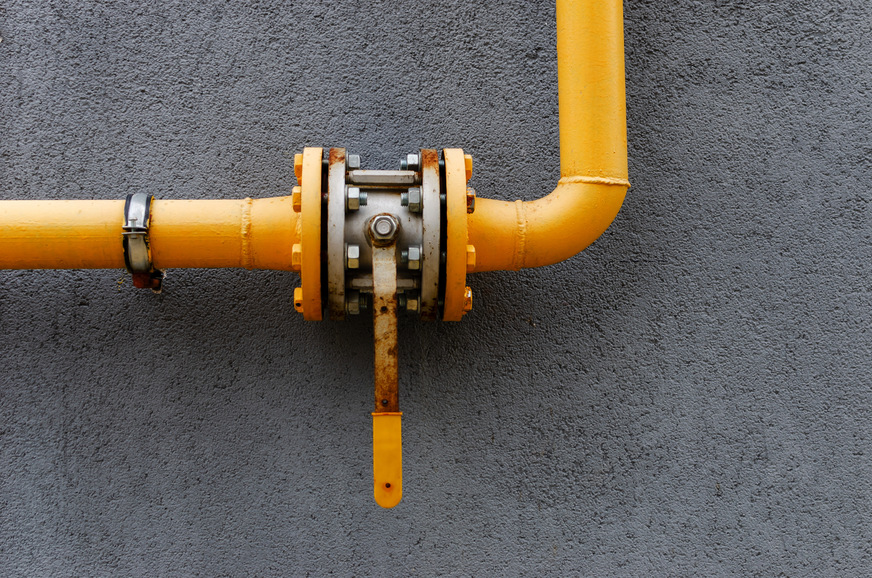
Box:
[559,175,631,187]
[513,199,527,271]
[241,197,254,269]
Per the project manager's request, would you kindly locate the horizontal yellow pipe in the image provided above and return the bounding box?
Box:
[0,197,300,271]
[468,0,630,271]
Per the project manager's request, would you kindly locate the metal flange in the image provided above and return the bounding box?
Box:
[442,148,470,321]
[326,148,347,320]
[300,147,323,320]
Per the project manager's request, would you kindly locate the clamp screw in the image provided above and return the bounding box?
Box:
[346,244,360,269]
[347,154,361,171]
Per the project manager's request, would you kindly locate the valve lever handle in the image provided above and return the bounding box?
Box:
[371,242,402,508]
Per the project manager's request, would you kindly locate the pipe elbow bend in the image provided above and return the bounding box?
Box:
[467,177,629,273]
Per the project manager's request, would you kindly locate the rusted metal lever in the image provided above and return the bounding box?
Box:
[370,219,403,508]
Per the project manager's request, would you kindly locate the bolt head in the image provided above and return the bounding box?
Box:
[462,286,473,313]
[405,291,420,313]
[466,186,476,214]
[407,187,422,213]
[466,244,476,273]
[370,215,398,242]
[292,186,302,213]
[347,154,361,171]
[346,186,361,211]
[291,243,302,271]
[402,153,420,171]
[346,290,361,315]
[407,245,422,270]
[294,153,304,181]
[346,244,360,269]
[464,153,473,181]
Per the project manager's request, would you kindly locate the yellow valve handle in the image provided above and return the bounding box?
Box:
[372,412,402,508]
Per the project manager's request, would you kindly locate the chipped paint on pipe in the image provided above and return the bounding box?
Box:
[467,0,630,271]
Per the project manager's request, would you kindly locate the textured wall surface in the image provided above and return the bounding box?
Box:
[2,1,871,575]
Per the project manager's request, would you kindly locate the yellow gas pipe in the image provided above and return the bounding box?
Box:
[0,0,629,508]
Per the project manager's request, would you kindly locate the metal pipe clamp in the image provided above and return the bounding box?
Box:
[122,193,163,291]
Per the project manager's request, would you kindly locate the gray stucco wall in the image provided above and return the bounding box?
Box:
[2,1,870,575]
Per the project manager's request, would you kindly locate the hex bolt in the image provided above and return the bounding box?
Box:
[405,291,420,313]
[466,186,476,214]
[346,186,361,211]
[400,153,420,171]
[463,286,473,313]
[407,187,422,213]
[346,244,360,269]
[292,185,302,213]
[407,245,422,271]
[346,290,364,315]
[347,154,361,171]
[400,192,409,207]
[370,215,398,242]
[400,249,409,263]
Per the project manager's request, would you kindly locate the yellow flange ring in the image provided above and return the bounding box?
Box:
[442,148,469,321]
[301,147,323,320]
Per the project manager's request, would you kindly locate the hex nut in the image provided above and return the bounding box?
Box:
[294,153,304,181]
[406,292,420,313]
[407,245,422,271]
[347,154,361,171]
[464,153,473,181]
[291,243,302,271]
[463,286,473,313]
[346,290,361,315]
[346,186,361,211]
[292,185,302,213]
[466,244,476,272]
[466,186,476,214]
[370,215,398,242]
[346,244,360,269]
[401,153,420,171]
[407,187,422,213]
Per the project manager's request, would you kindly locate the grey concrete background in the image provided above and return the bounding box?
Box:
[1,0,870,575]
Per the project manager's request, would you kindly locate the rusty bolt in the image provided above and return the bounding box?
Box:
[407,245,421,271]
[346,244,360,269]
[466,244,476,273]
[407,187,422,213]
[346,186,362,211]
[291,243,302,271]
[294,153,304,181]
[347,154,361,171]
[464,153,473,181]
[370,215,398,242]
[292,186,302,213]
[466,186,476,214]
[462,286,473,313]
[293,287,304,313]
